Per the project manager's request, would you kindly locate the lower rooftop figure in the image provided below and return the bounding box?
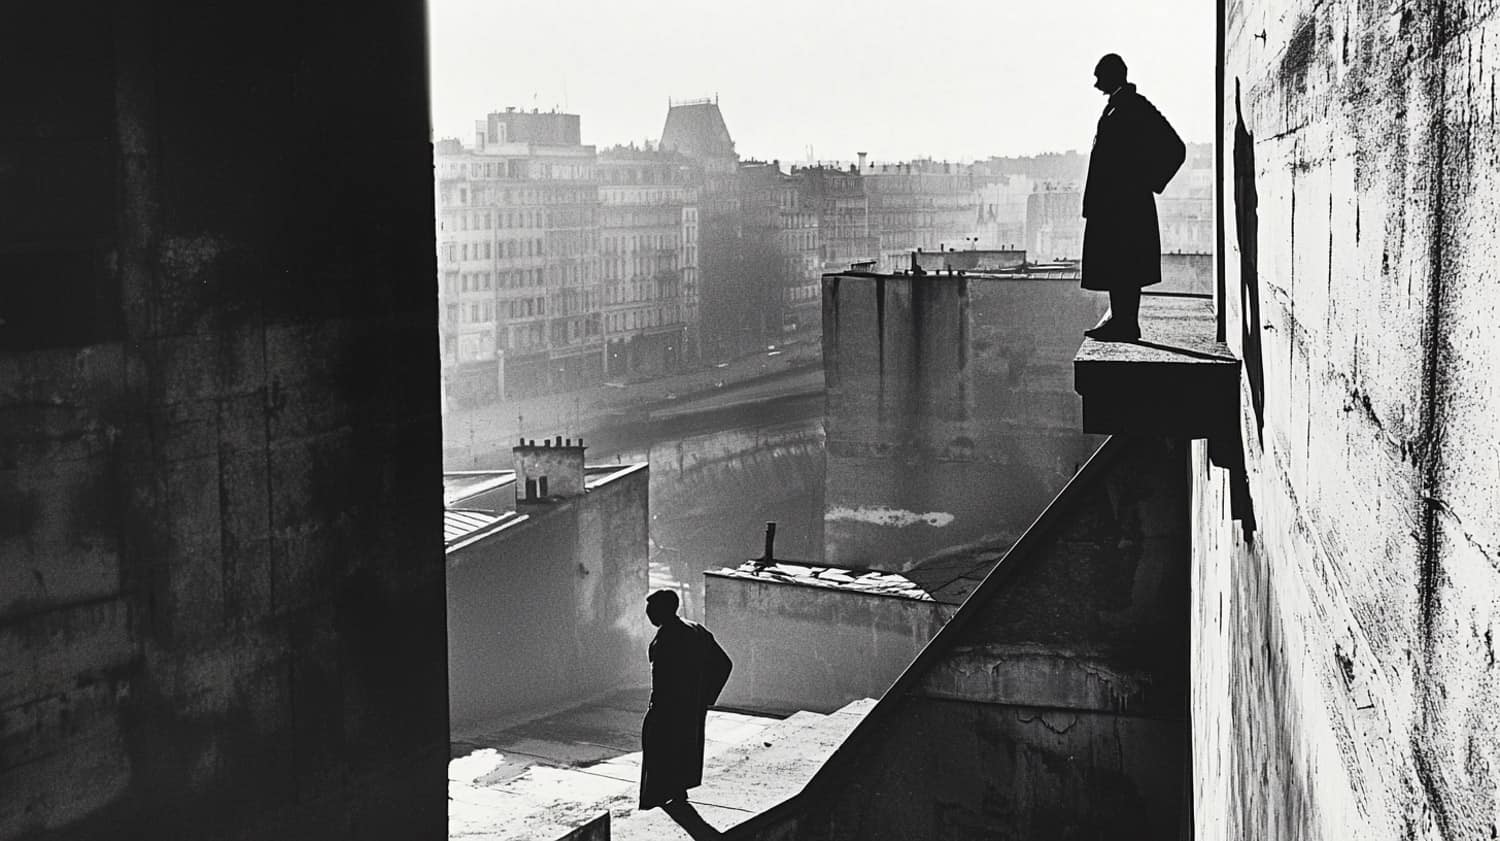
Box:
[1080,52,1186,342]
[639,589,734,811]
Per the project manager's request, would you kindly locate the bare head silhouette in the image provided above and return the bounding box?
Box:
[1094,54,1128,94]
[646,588,679,627]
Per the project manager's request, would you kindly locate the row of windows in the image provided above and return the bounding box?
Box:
[456,207,592,230]
[447,296,551,325]
[441,239,547,262]
[601,232,681,255]
[444,184,598,207]
[443,268,547,294]
[605,307,678,333]
[552,289,599,316]
[449,209,547,231]
[601,255,680,282]
[552,317,601,345]
[604,279,681,305]
[599,188,693,205]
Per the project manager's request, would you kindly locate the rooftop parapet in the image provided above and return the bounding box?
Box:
[1073,294,1239,439]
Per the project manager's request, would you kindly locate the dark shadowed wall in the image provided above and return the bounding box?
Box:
[0,4,447,839]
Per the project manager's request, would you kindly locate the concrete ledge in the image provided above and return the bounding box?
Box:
[1073,294,1239,438]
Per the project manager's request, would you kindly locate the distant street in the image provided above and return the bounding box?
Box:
[442,339,825,469]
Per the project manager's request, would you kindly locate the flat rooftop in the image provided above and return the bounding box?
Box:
[442,463,648,551]
[826,261,1082,282]
[708,548,1002,607]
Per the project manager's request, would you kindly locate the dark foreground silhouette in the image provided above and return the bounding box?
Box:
[639,588,733,810]
[1081,52,1185,341]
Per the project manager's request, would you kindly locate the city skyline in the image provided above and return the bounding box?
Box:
[428,0,1215,163]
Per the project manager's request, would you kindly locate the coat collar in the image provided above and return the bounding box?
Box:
[1107,82,1138,107]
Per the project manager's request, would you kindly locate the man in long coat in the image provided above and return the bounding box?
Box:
[1081,53,1185,341]
[639,588,733,809]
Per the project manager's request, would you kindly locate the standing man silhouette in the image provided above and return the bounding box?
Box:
[1081,53,1185,341]
[638,589,733,810]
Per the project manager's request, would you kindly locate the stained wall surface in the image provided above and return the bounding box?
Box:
[1193,0,1500,837]
[0,5,446,839]
[447,467,652,727]
[704,575,954,715]
[822,274,1106,570]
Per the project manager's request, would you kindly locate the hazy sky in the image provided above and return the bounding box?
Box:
[428,0,1214,164]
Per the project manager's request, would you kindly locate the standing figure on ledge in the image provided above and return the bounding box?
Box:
[1081,53,1185,341]
[639,588,733,810]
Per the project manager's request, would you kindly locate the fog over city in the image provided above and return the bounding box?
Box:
[432,1,1220,833]
[429,0,1214,161]
[432,0,1219,658]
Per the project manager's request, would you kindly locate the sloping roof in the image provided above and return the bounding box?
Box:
[444,509,525,549]
[443,471,515,508]
[660,102,736,160]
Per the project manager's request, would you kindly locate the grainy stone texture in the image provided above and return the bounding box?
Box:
[1194,0,1500,837]
[0,4,446,839]
[822,273,1107,570]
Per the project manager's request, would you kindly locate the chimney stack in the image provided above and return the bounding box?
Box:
[513,435,588,505]
[762,522,777,563]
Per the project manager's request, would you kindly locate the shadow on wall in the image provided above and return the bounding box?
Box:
[1234,78,1266,439]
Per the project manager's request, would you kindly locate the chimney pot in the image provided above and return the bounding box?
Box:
[763,522,777,563]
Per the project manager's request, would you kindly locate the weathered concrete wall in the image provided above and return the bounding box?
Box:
[447,468,651,727]
[808,699,1184,840]
[0,4,446,839]
[743,436,1190,840]
[555,812,610,841]
[1194,0,1500,837]
[822,274,1106,570]
[705,575,954,715]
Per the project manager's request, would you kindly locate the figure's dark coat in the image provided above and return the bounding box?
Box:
[639,617,732,809]
[1081,83,1183,291]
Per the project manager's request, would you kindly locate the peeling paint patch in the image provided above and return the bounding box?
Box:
[824,506,955,528]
